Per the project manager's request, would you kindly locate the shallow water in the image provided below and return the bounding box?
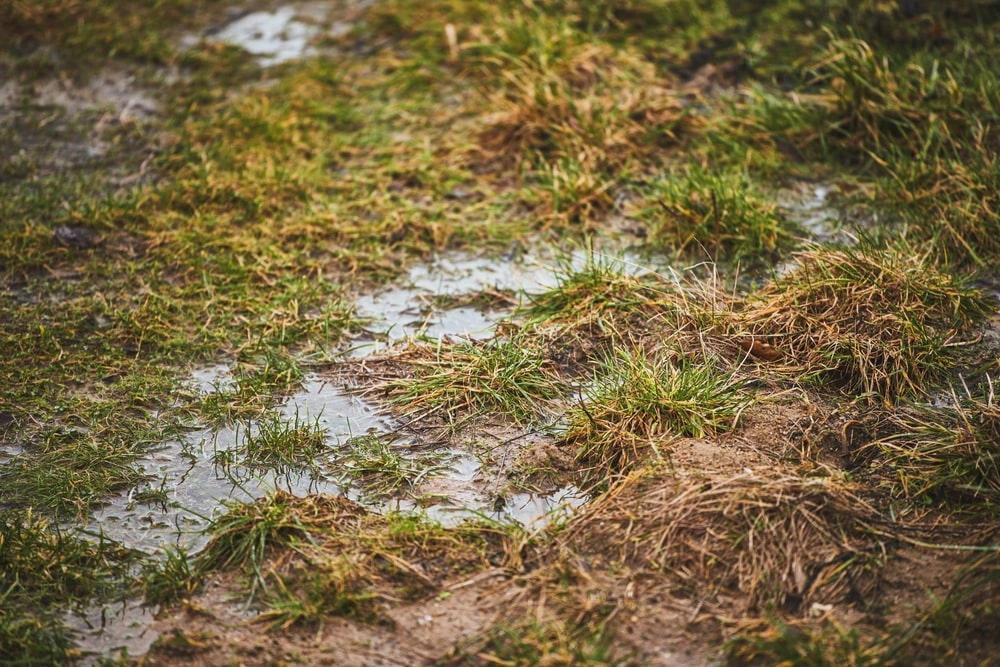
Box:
[778,181,851,245]
[211,6,319,66]
[71,248,607,661]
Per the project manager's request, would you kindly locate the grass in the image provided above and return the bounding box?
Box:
[725,616,890,667]
[0,511,135,664]
[518,251,670,334]
[641,165,799,262]
[552,469,886,613]
[458,618,624,667]
[564,347,751,474]
[371,336,563,425]
[872,378,1000,507]
[141,545,200,607]
[3,0,1000,663]
[334,433,453,500]
[213,410,328,473]
[194,491,512,627]
[739,243,990,401]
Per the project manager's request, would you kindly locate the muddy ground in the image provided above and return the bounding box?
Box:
[2,1,1000,666]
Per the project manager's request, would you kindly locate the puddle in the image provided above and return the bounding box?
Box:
[66,598,160,666]
[502,486,586,527]
[87,376,389,555]
[187,363,235,394]
[210,6,319,66]
[779,182,851,245]
[74,244,620,660]
[353,247,651,348]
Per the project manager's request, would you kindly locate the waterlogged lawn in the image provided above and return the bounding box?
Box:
[2,0,999,664]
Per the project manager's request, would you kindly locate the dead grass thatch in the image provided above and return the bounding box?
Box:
[548,470,887,614]
[739,244,989,401]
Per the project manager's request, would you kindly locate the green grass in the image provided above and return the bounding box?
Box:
[725,616,890,667]
[0,512,135,664]
[378,336,564,425]
[213,410,328,473]
[194,492,509,627]
[335,433,452,500]
[640,165,799,262]
[564,347,751,473]
[467,618,625,667]
[518,251,670,333]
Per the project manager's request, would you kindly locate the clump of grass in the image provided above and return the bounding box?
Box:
[642,165,799,262]
[564,348,751,473]
[196,491,508,627]
[141,545,200,606]
[872,378,1000,507]
[335,433,452,500]
[740,244,990,401]
[216,411,328,472]
[553,470,885,613]
[519,251,670,333]
[455,10,693,225]
[725,616,890,667]
[372,336,563,425]
[463,617,623,667]
[0,0,215,66]
[766,27,1000,266]
[0,511,134,663]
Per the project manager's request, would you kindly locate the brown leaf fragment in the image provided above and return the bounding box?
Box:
[738,336,781,361]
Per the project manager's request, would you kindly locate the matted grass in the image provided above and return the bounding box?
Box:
[550,469,886,613]
[194,491,515,627]
[739,244,990,401]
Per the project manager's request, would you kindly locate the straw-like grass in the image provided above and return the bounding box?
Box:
[871,378,1000,507]
[740,244,989,401]
[552,470,886,613]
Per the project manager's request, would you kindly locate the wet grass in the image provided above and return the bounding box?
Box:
[564,347,751,474]
[642,165,799,263]
[873,378,1000,508]
[373,336,564,426]
[4,0,1000,663]
[0,512,135,664]
[333,433,454,500]
[193,491,514,626]
[214,411,328,472]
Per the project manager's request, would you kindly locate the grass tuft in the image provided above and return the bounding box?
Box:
[872,378,1000,507]
[372,336,563,425]
[740,244,990,401]
[642,165,799,262]
[564,347,750,474]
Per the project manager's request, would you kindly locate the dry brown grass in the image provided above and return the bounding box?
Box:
[548,469,886,614]
[738,245,989,401]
